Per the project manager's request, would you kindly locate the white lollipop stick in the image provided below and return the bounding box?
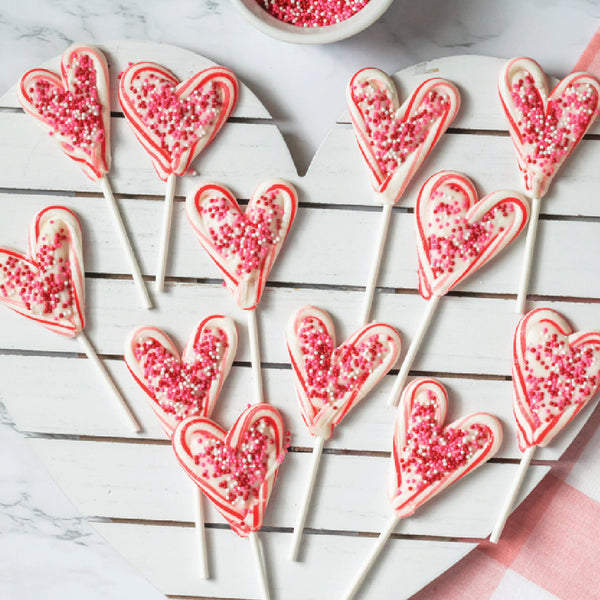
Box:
[359,203,393,326]
[489,445,536,543]
[99,176,152,310]
[77,330,141,432]
[247,309,264,404]
[515,196,541,314]
[388,296,440,406]
[155,173,177,293]
[288,435,325,561]
[249,531,271,600]
[193,485,209,579]
[342,514,400,600]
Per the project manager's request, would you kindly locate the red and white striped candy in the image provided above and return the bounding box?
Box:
[416,171,529,300]
[186,179,298,310]
[18,44,111,181]
[513,308,600,450]
[498,57,600,199]
[124,316,238,437]
[119,62,238,181]
[172,403,286,537]
[0,206,85,337]
[346,68,460,204]
[390,378,503,518]
[286,305,401,440]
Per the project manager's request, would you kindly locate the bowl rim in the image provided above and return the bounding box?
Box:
[230,0,394,44]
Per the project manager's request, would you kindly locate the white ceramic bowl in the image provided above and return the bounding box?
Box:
[230,0,393,44]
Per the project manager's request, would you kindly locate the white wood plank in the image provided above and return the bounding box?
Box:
[6,355,595,461]
[93,521,475,600]
[0,40,271,119]
[1,281,600,376]
[305,126,600,216]
[27,436,550,539]
[0,113,297,196]
[2,194,599,298]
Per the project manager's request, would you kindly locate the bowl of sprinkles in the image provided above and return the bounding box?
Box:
[230,0,393,44]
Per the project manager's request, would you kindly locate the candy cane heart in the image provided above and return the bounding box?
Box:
[172,404,287,537]
[498,57,600,199]
[390,378,503,518]
[416,171,529,300]
[512,308,600,450]
[124,315,238,437]
[347,67,460,204]
[287,305,401,440]
[0,206,85,337]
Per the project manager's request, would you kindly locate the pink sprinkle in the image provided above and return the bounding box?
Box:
[256,0,370,27]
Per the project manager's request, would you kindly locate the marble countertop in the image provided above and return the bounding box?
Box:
[2,1,600,598]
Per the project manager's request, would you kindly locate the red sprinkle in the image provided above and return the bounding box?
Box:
[256,0,370,27]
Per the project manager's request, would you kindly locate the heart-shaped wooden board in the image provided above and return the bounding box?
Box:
[1,42,600,600]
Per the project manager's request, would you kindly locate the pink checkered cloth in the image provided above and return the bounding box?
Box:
[409,37,600,600]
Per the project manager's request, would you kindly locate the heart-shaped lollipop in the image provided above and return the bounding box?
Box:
[0,206,85,336]
[119,62,238,181]
[172,403,286,537]
[287,305,401,440]
[347,68,460,204]
[513,307,600,450]
[390,378,503,518]
[498,57,600,200]
[18,44,111,181]
[124,316,238,436]
[186,179,298,310]
[416,171,529,299]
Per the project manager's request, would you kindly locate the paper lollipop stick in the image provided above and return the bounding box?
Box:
[388,171,529,406]
[124,316,238,577]
[0,205,140,431]
[346,68,460,325]
[344,378,503,600]
[119,62,239,292]
[286,305,401,561]
[18,43,152,309]
[186,179,298,397]
[172,403,287,600]
[490,308,600,543]
[498,57,600,313]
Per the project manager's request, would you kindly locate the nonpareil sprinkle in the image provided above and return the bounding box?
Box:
[256,0,371,27]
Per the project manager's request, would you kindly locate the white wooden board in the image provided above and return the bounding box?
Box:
[0,43,598,600]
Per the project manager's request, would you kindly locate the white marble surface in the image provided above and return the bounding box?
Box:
[1,1,600,599]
